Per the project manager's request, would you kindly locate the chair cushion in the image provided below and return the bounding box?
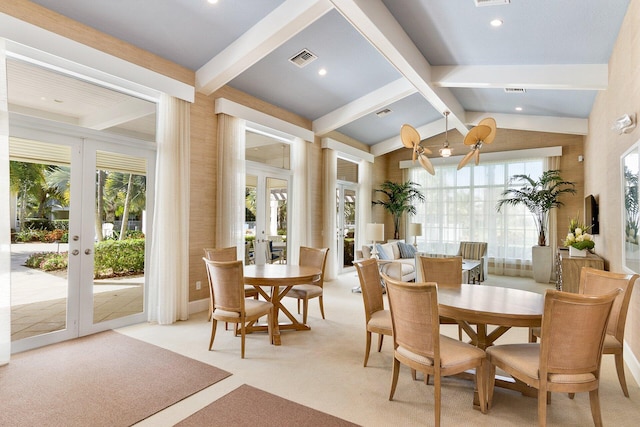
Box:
[368,309,392,334]
[487,343,596,385]
[214,299,272,319]
[286,284,322,299]
[396,335,484,369]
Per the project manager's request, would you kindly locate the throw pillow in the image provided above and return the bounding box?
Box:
[375,243,390,260]
[398,241,416,259]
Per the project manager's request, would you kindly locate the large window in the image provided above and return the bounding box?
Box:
[408,158,544,272]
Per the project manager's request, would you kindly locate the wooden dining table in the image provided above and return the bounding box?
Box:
[244,264,321,345]
[437,284,545,404]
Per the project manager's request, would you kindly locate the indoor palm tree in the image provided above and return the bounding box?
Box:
[373,180,424,240]
[496,169,576,246]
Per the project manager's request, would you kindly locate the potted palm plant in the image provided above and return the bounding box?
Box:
[496,170,576,283]
[373,180,424,240]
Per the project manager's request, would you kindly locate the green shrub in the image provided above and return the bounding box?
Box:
[25,252,68,271]
[94,238,145,278]
[15,228,48,243]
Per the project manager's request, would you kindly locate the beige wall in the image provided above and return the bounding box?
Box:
[585,0,640,362]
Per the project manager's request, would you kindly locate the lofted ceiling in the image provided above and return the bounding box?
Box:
[13,0,631,155]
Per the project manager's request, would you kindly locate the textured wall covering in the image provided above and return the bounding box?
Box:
[585,0,640,367]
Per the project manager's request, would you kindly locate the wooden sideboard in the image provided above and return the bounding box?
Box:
[557,249,605,293]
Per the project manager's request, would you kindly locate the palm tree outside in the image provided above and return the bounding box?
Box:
[373,180,424,240]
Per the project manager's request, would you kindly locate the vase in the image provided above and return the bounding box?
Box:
[569,246,587,257]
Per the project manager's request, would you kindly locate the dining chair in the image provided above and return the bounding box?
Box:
[529,267,638,397]
[383,274,488,427]
[487,288,620,426]
[418,255,465,340]
[266,240,285,264]
[202,258,274,358]
[456,241,488,282]
[354,258,392,367]
[284,246,329,324]
[203,247,259,330]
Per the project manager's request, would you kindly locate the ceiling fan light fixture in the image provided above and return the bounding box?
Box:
[439,146,452,158]
[440,111,453,158]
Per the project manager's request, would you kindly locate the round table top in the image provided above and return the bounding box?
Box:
[438,284,544,327]
[244,264,321,286]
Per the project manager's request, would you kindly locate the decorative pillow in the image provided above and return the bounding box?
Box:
[375,243,390,260]
[380,243,396,260]
[398,241,416,259]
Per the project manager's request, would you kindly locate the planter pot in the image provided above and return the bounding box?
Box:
[569,246,587,257]
[532,245,553,284]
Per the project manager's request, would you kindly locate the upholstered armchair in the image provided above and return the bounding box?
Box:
[457,241,488,282]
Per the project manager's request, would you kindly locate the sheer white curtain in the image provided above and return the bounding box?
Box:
[356,159,372,251]
[0,40,11,364]
[288,137,309,265]
[216,114,246,258]
[323,148,338,280]
[148,93,190,324]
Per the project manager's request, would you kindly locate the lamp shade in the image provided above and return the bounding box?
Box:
[366,223,384,242]
[409,223,422,236]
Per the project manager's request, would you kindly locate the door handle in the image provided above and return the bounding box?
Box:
[85,248,92,255]
[72,249,79,256]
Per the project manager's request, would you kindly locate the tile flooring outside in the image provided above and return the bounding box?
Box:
[10,242,144,341]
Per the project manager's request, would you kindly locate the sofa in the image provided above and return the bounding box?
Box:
[356,241,417,282]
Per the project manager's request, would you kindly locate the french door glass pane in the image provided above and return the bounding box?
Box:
[10,142,71,341]
[92,150,146,324]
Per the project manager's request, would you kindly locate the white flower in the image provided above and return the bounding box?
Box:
[583,233,592,241]
[574,227,582,236]
[566,232,575,241]
[576,234,584,242]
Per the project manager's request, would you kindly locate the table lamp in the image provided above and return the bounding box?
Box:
[366,223,384,259]
[409,223,422,249]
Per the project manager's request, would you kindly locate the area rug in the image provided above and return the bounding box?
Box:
[0,330,231,427]
[175,384,359,427]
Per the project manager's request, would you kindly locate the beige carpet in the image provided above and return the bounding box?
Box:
[175,384,359,427]
[0,330,231,427]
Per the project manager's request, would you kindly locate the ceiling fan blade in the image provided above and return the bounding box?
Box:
[463,124,492,146]
[421,145,432,155]
[478,117,497,144]
[418,154,435,175]
[412,145,418,162]
[474,149,480,165]
[401,124,421,149]
[457,150,475,170]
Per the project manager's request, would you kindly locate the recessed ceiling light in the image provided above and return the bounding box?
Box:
[515,107,523,111]
[207,0,219,4]
[490,19,503,27]
[318,68,327,76]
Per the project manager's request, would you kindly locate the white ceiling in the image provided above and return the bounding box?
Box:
[11,0,631,154]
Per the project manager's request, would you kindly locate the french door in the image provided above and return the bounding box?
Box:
[246,165,290,265]
[9,124,154,353]
[336,183,357,273]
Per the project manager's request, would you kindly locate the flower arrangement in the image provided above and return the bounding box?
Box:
[564,217,595,250]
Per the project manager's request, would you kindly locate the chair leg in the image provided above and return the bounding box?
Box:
[476,359,488,414]
[303,298,309,324]
[267,307,274,346]
[318,296,325,319]
[528,327,538,343]
[538,385,548,427]
[589,388,604,427]
[208,319,217,351]
[487,362,496,409]
[434,373,441,427]
[297,298,301,314]
[389,358,401,400]
[377,333,384,352]
[364,331,372,367]
[614,353,630,397]
[240,322,246,359]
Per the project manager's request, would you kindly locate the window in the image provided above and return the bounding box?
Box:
[408,158,544,268]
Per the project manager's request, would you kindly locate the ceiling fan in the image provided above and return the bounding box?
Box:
[400,114,497,175]
[457,117,497,170]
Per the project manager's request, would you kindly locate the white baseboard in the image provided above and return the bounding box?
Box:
[189,298,209,316]
[624,340,640,390]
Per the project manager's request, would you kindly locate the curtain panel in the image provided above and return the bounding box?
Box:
[288,137,309,265]
[148,93,190,324]
[323,148,338,280]
[0,40,11,364]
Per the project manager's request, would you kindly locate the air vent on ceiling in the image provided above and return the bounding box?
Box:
[375,108,392,118]
[289,49,317,68]
[504,88,526,93]
[474,0,510,7]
